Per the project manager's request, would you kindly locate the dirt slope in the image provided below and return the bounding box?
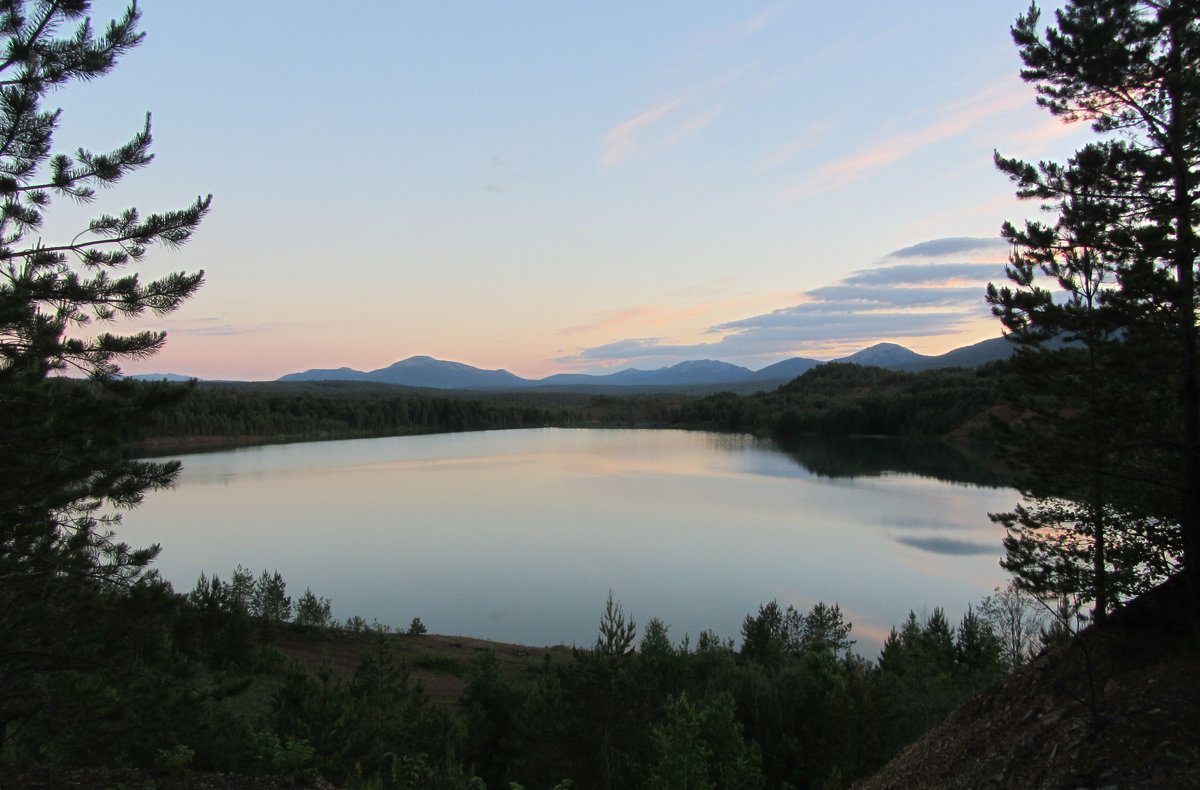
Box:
[857,576,1200,789]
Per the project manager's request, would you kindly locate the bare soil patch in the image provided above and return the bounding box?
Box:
[857,576,1200,789]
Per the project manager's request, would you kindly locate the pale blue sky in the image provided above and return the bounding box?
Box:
[51,1,1086,379]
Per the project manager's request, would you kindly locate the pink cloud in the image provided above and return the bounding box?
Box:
[559,289,803,338]
[1004,114,1091,153]
[602,96,688,165]
[692,3,789,48]
[601,64,751,165]
[558,305,664,335]
[667,107,724,145]
[787,81,1032,199]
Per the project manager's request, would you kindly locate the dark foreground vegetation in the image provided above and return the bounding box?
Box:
[2,565,1052,789]
[5,0,1199,787]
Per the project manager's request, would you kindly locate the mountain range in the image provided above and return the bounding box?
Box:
[275,336,1014,392]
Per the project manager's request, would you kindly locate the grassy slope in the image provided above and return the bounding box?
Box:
[273,630,572,709]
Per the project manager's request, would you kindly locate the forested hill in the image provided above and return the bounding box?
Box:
[678,360,1006,439]
[134,360,1008,454]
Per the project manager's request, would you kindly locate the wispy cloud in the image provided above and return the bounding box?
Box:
[169,323,256,337]
[570,338,670,361]
[139,315,281,338]
[667,107,724,145]
[837,263,1005,288]
[559,238,1009,370]
[600,3,789,167]
[563,309,968,366]
[1003,113,1092,154]
[885,236,1007,259]
[694,3,790,47]
[558,305,664,336]
[559,289,802,338]
[602,64,753,166]
[802,285,986,307]
[786,82,1030,199]
[712,301,973,336]
[602,96,688,165]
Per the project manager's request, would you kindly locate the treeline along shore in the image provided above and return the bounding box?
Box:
[132,360,1009,456]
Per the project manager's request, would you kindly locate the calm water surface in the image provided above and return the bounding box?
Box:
[123,428,1017,653]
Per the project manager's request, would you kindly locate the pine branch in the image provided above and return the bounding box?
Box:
[3,194,211,261]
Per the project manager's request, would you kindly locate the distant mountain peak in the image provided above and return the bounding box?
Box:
[275,339,1012,391]
[838,343,926,366]
[673,359,743,370]
[388,355,457,367]
[128,372,196,382]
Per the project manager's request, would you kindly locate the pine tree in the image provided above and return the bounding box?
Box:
[987,0,1198,614]
[595,589,637,658]
[0,0,209,741]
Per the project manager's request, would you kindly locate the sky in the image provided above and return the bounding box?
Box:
[48,1,1090,380]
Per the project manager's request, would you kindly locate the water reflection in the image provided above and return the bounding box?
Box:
[126,429,1017,654]
[771,434,1008,488]
[893,536,999,557]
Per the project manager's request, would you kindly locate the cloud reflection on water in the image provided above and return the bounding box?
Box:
[127,428,1015,655]
[894,535,1000,557]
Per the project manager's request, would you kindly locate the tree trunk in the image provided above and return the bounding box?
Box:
[1166,1,1200,615]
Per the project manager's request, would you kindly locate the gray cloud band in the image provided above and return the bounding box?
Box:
[565,241,1009,365]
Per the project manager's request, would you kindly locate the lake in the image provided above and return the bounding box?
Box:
[122,428,1018,654]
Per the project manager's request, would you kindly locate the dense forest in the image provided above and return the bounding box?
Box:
[5,564,1049,789]
[134,360,1008,455]
[138,381,591,453]
[676,361,1005,439]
